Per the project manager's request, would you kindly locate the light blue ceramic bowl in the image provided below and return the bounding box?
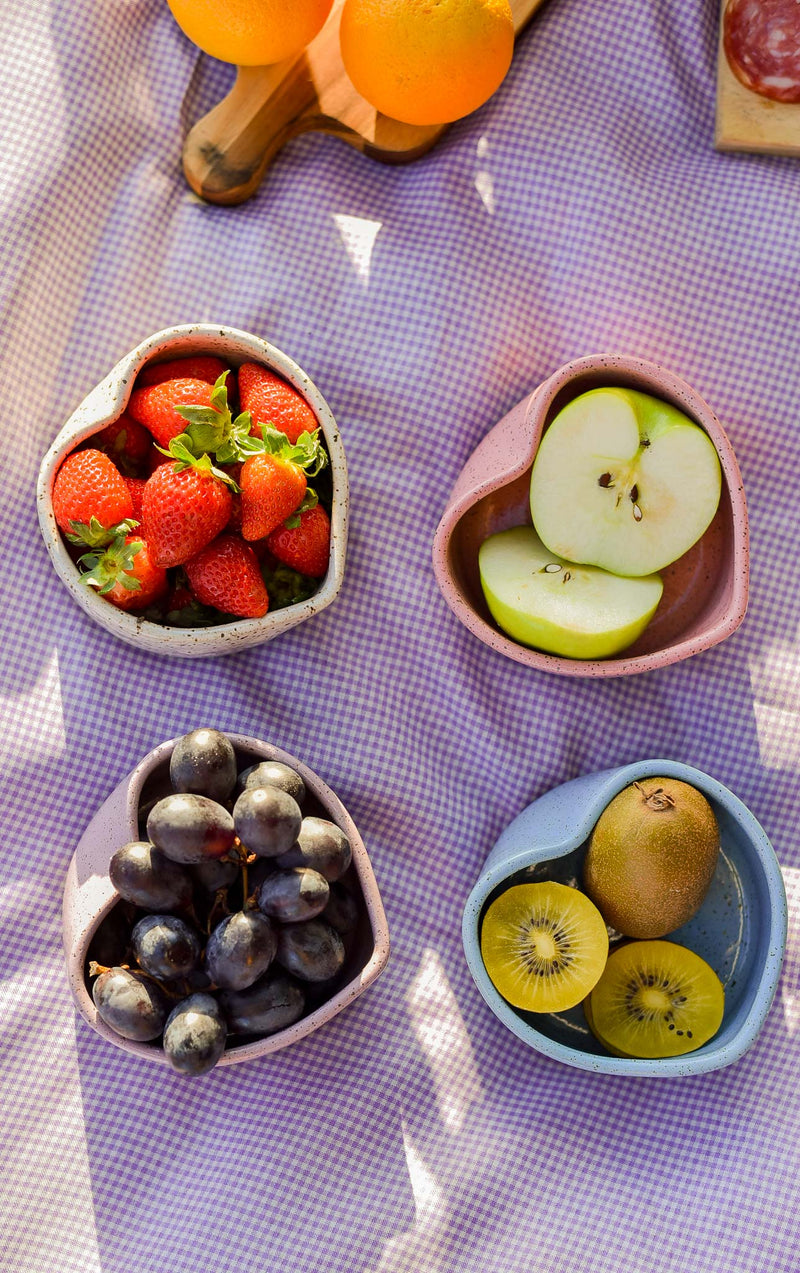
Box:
[462,760,787,1076]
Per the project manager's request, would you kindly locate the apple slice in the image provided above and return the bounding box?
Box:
[479,526,663,659]
[529,388,722,576]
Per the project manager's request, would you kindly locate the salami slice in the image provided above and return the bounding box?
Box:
[724,0,800,103]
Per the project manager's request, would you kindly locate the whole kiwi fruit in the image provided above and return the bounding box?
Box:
[583,779,719,938]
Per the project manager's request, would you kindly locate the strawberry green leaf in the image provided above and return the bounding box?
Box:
[261,564,317,610]
[155,437,239,490]
[175,408,228,456]
[284,488,319,530]
[236,425,329,475]
[209,370,230,411]
[66,516,139,549]
[77,534,143,593]
[290,430,328,478]
[173,373,254,463]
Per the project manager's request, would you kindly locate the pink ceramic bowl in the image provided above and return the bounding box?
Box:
[63,733,390,1067]
[432,355,749,677]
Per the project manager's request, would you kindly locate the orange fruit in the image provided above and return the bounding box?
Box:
[340,0,514,126]
[167,0,334,66]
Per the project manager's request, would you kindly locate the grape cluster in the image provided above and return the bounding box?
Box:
[89,729,360,1077]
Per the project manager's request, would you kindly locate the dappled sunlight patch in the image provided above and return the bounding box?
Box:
[333,214,383,288]
[405,947,484,1133]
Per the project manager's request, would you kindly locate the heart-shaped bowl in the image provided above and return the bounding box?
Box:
[63,733,390,1067]
[462,760,787,1076]
[37,323,348,658]
[432,355,748,677]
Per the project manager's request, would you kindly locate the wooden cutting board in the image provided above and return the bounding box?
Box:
[183,0,550,205]
[715,0,800,156]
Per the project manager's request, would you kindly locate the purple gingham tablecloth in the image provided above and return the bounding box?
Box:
[2,1,799,1270]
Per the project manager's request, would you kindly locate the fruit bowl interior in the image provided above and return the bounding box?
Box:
[36,323,348,658]
[63,734,390,1068]
[462,760,787,1076]
[433,355,749,677]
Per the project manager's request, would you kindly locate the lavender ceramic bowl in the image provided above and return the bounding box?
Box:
[37,324,349,658]
[63,733,390,1067]
[432,355,749,677]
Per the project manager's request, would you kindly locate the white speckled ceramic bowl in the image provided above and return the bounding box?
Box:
[37,324,349,658]
[63,733,390,1067]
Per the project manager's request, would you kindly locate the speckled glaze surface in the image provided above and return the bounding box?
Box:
[432,355,749,677]
[63,734,390,1067]
[37,324,349,658]
[462,760,787,1076]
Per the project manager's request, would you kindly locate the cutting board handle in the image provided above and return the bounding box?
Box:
[183,0,550,204]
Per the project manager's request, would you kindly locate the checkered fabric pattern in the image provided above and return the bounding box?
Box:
[1,1,799,1270]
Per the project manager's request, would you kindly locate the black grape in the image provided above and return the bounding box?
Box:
[257,868,329,924]
[238,760,306,806]
[275,817,352,881]
[323,882,360,936]
[110,842,193,912]
[221,973,305,1036]
[147,793,235,864]
[163,994,227,1077]
[92,967,167,1041]
[233,786,301,858]
[132,914,201,980]
[169,729,237,802]
[190,857,239,893]
[205,910,277,991]
[276,919,345,982]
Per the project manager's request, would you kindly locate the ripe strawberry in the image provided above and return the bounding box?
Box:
[123,476,147,522]
[141,463,233,568]
[77,533,168,612]
[145,448,172,476]
[239,363,318,445]
[164,582,217,627]
[222,463,243,534]
[167,584,196,613]
[93,414,152,474]
[240,452,307,540]
[128,378,216,449]
[53,449,134,542]
[137,356,230,390]
[185,535,269,618]
[266,504,330,578]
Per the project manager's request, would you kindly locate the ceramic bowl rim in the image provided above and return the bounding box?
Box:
[462,759,787,1076]
[432,354,749,678]
[36,323,348,656]
[65,732,390,1067]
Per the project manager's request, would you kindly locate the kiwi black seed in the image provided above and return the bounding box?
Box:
[586,939,724,1059]
[480,881,608,1013]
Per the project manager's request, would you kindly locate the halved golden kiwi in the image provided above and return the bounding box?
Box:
[586,940,724,1058]
[480,881,608,1013]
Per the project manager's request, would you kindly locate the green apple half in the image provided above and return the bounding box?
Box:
[478,526,663,660]
[529,388,722,576]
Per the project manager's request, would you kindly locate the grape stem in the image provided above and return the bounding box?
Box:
[207,887,231,934]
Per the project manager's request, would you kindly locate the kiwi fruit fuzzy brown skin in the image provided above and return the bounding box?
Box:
[583,778,720,939]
